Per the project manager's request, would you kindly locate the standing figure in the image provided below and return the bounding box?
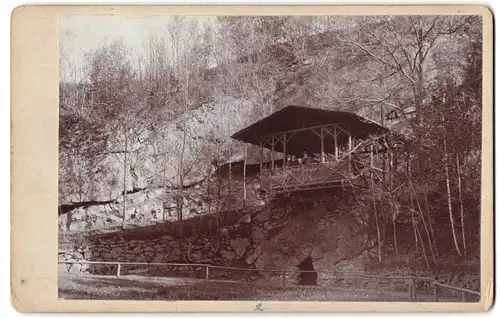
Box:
[303,150,313,165]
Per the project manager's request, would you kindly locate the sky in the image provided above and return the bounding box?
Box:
[60,15,216,81]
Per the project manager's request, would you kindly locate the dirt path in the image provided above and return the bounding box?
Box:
[58,274,467,302]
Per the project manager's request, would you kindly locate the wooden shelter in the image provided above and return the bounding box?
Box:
[231,106,392,194]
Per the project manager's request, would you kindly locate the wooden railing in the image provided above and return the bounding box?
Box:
[431,281,481,302]
[59,260,479,301]
[261,159,351,192]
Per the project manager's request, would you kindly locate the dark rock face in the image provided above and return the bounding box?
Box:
[58,193,382,288]
[253,203,368,284]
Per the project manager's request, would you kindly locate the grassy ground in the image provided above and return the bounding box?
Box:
[58,274,462,301]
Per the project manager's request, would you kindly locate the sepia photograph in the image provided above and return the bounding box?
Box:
[57,13,485,303]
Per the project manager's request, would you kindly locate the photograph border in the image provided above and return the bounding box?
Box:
[10,5,494,312]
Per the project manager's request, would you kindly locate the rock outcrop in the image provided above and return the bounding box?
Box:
[60,191,375,287]
[59,97,262,231]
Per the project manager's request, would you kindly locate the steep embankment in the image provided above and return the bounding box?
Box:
[60,191,373,284]
[59,97,263,231]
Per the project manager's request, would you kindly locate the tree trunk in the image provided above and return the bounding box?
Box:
[393,206,399,258]
[373,196,382,262]
[416,225,430,268]
[206,164,212,215]
[441,103,462,256]
[66,210,72,231]
[407,156,418,253]
[423,187,439,256]
[389,149,399,258]
[177,121,187,241]
[457,154,466,258]
[215,162,222,252]
[410,196,419,253]
[444,140,462,256]
[163,151,168,222]
[122,124,128,230]
[370,144,382,262]
[418,157,439,256]
[408,172,436,264]
[413,51,425,126]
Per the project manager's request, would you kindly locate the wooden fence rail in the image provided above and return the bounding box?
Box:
[431,281,481,302]
[58,260,479,301]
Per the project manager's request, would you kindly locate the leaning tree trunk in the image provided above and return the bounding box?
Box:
[407,171,437,264]
[416,225,430,268]
[440,101,462,257]
[444,139,462,256]
[410,196,419,253]
[457,154,467,258]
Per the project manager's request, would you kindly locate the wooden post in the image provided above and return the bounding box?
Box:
[259,138,263,188]
[228,158,232,211]
[320,128,325,163]
[370,144,374,178]
[461,291,466,302]
[243,143,247,205]
[334,126,338,160]
[382,148,387,182]
[281,272,286,288]
[271,136,275,170]
[348,132,352,177]
[283,133,287,168]
[116,263,121,277]
[205,266,210,280]
[380,103,384,125]
[433,284,439,302]
[412,279,416,300]
[408,278,415,300]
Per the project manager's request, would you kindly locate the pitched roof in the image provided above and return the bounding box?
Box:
[231,105,389,155]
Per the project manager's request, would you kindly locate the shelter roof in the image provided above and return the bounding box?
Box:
[231,106,390,154]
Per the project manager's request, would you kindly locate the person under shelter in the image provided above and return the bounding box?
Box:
[303,150,314,165]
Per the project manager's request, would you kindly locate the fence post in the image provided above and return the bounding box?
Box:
[205,266,210,280]
[116,263,121,277]
[433,283,438,302]
[412,279,416,300]
[281,272,286,288]
[408,278,415,300]
[461,291,466,302]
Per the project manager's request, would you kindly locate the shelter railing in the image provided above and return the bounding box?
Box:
[260,157,351,191]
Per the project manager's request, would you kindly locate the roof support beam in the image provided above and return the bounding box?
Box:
[260,122,350,139]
